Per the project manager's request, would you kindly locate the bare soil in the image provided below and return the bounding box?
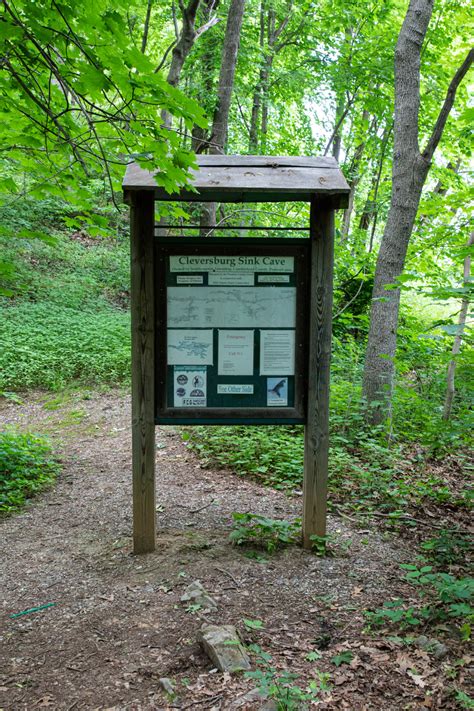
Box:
[0,390,471,710]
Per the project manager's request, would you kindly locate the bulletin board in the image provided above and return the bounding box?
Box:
[155,238,311,424]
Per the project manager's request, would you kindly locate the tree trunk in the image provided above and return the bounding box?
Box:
[442,231,473,421]
[356,122,391,248]
[141,0,153,53]
[200,0,246,231]
[362,0,473,424]
[249,0,266,152]
[161,0,201,129]
[341,109,370,241]
[248,1,292,153]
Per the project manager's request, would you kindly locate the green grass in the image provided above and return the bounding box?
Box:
[0,430,60,512]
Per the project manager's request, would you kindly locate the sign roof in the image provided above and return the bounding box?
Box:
[123,155,350,207]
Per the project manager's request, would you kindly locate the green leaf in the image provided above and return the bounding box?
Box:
[331,651,354,667]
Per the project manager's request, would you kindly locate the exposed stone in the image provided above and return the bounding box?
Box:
[158,677,175,696]
[229,687,269,708]
[260,701,278,711]
[198,623,251,673]
[181,580,217,612]
[413,635,448,659]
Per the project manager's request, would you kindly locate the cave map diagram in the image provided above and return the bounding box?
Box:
[167,287,296,329]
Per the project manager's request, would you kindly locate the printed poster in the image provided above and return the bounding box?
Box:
[167,329,213,365]
[267,377,288,406]
[260,330,295,375]
[218,330,254,376]
[173,366,207,407]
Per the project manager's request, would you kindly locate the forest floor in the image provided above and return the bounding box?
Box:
[0,390,471,710]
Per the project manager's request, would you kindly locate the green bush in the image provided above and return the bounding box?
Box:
[0,430,60,512]
[229,512,301,552]
[365,564,474,634]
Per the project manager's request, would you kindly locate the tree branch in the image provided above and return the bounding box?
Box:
[422,47,474,162]
[141,0,153,53]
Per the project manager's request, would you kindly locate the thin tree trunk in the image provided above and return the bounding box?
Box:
[367,123,392,251]
[341,109,370,241]
[362,0,473,424]
[200,0,246,231]
[141,0,153,53]
[161,0,201,129]
[357,122,391,243]
[332,94,345,163]
[259,55,272,152]
[248,0,292,153]
[442,231,473,420]
[249,0,266,152]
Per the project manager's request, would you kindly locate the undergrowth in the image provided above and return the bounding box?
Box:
[0,430,60,512]
[365,563,473,639]
[184,422,471,518]
[1,225,130,390]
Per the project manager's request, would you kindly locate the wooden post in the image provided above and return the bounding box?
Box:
[130,191,156,554]
[303,198,334,548]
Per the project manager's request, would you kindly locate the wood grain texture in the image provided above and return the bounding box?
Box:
[131,191,156,554]
[302,198,334,548]
[123,155,350,207]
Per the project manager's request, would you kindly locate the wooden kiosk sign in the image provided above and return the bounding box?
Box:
[123,156,349,554]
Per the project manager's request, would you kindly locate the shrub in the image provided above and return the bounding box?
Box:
[0,430,60,512]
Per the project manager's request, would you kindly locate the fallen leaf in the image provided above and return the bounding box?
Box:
[407,670,426,688]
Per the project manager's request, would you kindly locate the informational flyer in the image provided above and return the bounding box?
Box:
[218,330,254,376]
[260,330,295,375]
[258,274,290,283]
[267,377,288,406]
[173,366,207,407]
[208,272,254,286]
[176,275,203,285]
[167,329,213,365]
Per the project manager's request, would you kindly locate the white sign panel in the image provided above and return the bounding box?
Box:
[258,274,290,283]
[168,329,213,365]
[218,330,254,376]
[208,272,254,286]
[260,330,295,375]
[217,384,254,395]
[170,255,294,273]
[176,275,204,285]
[173,366,207,407]
[168,287,296,328]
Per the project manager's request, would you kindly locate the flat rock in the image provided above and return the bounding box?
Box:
[229,687,269,708]
[413,635,448,659]
[158,677,175,696]
[198,623,251,673]
[181,580,217,612]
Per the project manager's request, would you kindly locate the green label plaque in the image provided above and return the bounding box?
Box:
[155,238,310,424]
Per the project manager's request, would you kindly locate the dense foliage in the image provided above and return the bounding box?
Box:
[0,430,59,512]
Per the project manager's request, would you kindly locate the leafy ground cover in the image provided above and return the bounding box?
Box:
[185,423,472,531]
[0,201,130,391]
[0,429,60,512]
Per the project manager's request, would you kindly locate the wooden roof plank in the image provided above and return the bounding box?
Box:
[123,155,350,208]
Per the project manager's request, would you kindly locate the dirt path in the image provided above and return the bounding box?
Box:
[0,391,464,709]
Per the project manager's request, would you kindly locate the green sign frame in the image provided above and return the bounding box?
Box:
[155,237,311,425]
